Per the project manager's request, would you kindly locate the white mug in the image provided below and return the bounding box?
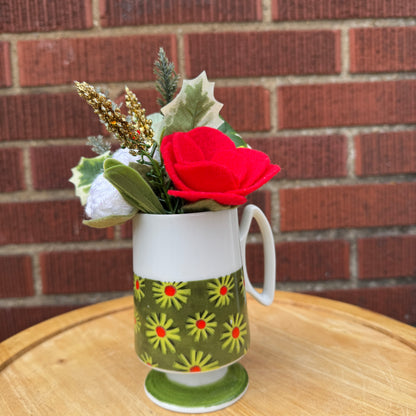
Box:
[132,204,276,412]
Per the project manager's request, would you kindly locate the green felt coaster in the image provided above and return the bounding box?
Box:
[144,363,249,413]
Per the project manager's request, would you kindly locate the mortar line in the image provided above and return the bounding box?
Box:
[2,17,416,42]
[2,72,416,98]
[21,147,33,191]
[262,0,272,23]
[271,79,279,134]
[340,26,350,76]
[349,237,359,287]
[32,252,43,296]
[9,38,19,90]
[345,130,357,179]
[176,28,186,77]
[91,0,101,29]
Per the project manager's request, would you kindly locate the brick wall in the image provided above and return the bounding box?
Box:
[1,0,415,341]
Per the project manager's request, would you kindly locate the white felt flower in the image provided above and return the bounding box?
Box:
[85,148,137,219]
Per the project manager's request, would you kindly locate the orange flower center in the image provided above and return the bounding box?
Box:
[156,326,166,338]
[190,366,201,372]
[232,327,240,339]
[165,285,176,296]
[196,319,206,329]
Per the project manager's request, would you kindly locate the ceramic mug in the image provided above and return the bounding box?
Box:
[132,204,275,412]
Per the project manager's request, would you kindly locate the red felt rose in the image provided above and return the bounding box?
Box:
[160,127,280,206]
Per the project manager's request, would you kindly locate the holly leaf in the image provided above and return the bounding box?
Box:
[161,71,223,137]
[148,112,165,144]
[69,152,110,205]
[218,119,248,148]
[103,159,165,214]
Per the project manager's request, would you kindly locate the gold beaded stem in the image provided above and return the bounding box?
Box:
[74,81,154,155]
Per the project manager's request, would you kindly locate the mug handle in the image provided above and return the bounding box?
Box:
[239,204,276,306]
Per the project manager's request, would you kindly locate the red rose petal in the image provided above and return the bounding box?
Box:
[174,161,239,192]
[187,127,236,160]
[235,164,281,196]
[172,133,205,163]
[236,148,272,186]
[161,141,194,192]
[212,150,249,184]
[160,126,280,206]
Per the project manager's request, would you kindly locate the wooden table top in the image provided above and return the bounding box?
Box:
[1,292,415,415]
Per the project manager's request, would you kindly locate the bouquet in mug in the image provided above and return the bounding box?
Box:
[70,48,280,226]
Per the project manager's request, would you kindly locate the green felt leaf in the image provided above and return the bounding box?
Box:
[103,159,164,214]
[161,71,223,137]
[83,212,137,228]
[128,162,152,185]
[218,119,248,148]
[69,152,110,205]
[182,199,231,213]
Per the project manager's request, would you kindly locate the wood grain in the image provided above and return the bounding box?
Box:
[0,292,415,415]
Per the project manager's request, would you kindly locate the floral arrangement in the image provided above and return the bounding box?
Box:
[70,48,280,227]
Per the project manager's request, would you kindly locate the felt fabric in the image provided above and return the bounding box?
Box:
[161,127,280,206]
[85,148,137,219]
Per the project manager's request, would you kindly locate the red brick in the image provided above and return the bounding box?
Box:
[247,135,347,179]
[31,145,96,190]
[0,0,92,33]
[100,0,262,26]
[185,31,340,78]
[0,42,11,87]
[0,255,34,298]
[278,80,416,129]
[355,131,416,176]
[358,236,416,279]
[272,0,416,20]
[18,35,177,87]
[40,249,132,294]
[280,183,416,232]
[0,148,25,192]
[216,87,270,132]
[312,285,416,325]
[350,27,416,74]
[278,240,350,282]
[0,305,84,342]
[246,243,265,284]
[247,240,350,284]
[0,200,113,245]
[243,190,272,234]
[0,93,103,142]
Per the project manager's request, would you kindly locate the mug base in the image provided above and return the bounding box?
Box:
[144,363,248,413]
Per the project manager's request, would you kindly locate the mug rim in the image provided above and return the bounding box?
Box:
[134,206,238,218]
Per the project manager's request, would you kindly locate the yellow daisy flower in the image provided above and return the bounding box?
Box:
[134,310,141,334]
[140,352,158,368]
[207,275,235,307]
[145,312,181,354]
[186,311,217,342]
[220,313,248,353]
[152,281,190,310]
[239,273,246,297]
[133,274,145,301]
[173,349,219,372]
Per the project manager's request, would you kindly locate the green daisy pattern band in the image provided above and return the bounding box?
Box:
[134,268,249,372]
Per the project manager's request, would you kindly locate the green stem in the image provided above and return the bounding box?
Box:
[139,146,175,213]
